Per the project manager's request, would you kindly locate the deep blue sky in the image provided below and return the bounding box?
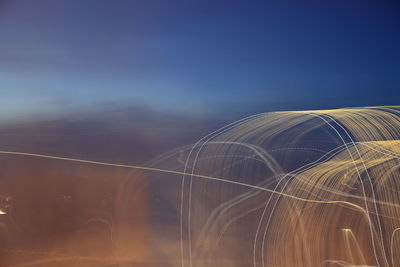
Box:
[0,0,399,121]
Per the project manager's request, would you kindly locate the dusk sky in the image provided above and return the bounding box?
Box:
[0,0,399,121]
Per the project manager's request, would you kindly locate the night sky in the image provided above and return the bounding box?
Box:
[0,0,399,122]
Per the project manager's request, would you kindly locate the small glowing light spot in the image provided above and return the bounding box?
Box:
[0,209,7,215]
[342,228,351,232]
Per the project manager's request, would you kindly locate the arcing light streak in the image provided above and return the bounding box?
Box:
[0,147,387,267]
[1,106,400,267]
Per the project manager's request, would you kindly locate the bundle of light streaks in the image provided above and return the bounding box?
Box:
[176,106,400,267]
[0,106,399,267]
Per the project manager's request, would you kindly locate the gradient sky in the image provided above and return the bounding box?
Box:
[0,0,399,121]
